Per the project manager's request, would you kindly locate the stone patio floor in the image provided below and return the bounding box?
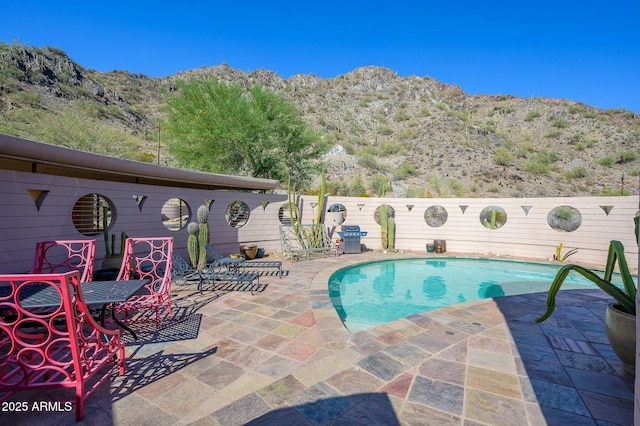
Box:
[2,251,635,425]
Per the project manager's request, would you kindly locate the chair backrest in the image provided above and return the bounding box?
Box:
[118,237,173,296]
[171,252,196,279]
[30,240,96,282]
[204,244,224,262]
[0,270,123,421]
[0,271,96,388]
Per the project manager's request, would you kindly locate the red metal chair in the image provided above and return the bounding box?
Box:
[115,237,173,328]
[30,240,96,283]
[0,271,125,421]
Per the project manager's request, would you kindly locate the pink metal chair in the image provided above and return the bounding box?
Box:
[30,240,96,283]
[115,237,173,328]
[0,271,125,421]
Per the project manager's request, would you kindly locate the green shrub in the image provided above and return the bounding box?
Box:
[350,177,366,196]
[357,153,380,170]
[377,126,394,136]
[360,145,378,156]
[568,105,586,114]
[394,111,410,122]
[525,150,558,175]
[369,175,391,197]
[524,111,541,121]
[380,142,403,156]
[597,156,614,167]
[418,107,430,117]
[617,150,638,164]
[525,160,550,174]
[516,143,536,158]
[403,185,420,198]
[627,166,640,177]
[493,147,514,166]
[447,178,466,197]
[545,130,562,139]
[492,105,515,114]
[553,206,576,221]
[551,118,569,128]
[566,166,589,179]
[394,162,417,179]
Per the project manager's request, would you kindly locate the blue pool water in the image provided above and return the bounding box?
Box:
[328,257,629,332]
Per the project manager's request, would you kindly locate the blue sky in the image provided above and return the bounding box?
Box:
[3,1,639,111]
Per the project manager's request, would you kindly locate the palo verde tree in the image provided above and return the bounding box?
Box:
[162,77,327,187]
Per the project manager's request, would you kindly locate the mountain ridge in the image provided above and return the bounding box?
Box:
[1,43,638,197]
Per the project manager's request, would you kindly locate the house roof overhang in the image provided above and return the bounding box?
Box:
[0,134,280,191]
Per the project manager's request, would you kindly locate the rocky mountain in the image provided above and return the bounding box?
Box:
[1,42,638,197]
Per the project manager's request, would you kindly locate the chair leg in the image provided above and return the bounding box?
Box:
[119,348,125,375]
[75,387,84,421]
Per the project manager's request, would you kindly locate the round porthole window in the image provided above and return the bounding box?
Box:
[479,206,507,230]
[161,198,191,231]
[424,205,448,228]
[226,201,250,228]
[547,206,582,232]
[278,203,300,225]
[373,204,395,224]
[72,193,114,236]
[327,203,347,225]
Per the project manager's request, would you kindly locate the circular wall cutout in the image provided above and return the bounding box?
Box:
[424,205,448,228]
[161,198,191,231]
[547,206,582,232]
[373,204,396,225]
[479,206,507,230]
[327,203,347,225]
[226,201,250,228]
[278,203,300,225]
[72,193,114,236]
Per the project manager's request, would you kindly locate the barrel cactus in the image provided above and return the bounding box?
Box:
[197,205,209,269]
[187,222,199,267]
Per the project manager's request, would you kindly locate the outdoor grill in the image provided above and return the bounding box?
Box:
[338,225,367,254]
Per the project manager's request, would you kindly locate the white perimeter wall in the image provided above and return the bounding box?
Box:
[0,170,288,273]
[300,195,639,273]
[0,169,638,274]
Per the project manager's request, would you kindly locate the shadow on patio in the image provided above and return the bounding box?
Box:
[495,289,634,425]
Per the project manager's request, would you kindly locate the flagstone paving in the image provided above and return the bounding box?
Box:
[2,251,635,425]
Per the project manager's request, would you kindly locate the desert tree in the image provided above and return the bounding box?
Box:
[162,77,327,188]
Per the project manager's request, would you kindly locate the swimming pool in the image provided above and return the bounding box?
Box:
[328,257,629,333]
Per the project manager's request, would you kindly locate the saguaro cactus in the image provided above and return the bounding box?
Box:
[380,204,388,249]
[315,172,326,225]
[187,222,199,268]
[102,205,127,256]
[197,205,209,269]
[483,210,497,230]
[387,215,396,250]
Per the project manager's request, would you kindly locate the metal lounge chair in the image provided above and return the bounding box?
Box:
[202,262,261,294]
[171,253,205,288]
[172,252,261,295]
[204,244,283,277]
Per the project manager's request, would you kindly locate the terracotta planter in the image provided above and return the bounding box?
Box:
[604,304,636,376]
[239,244,258,260]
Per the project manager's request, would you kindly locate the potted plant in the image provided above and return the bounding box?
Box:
[536,215,639,375]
